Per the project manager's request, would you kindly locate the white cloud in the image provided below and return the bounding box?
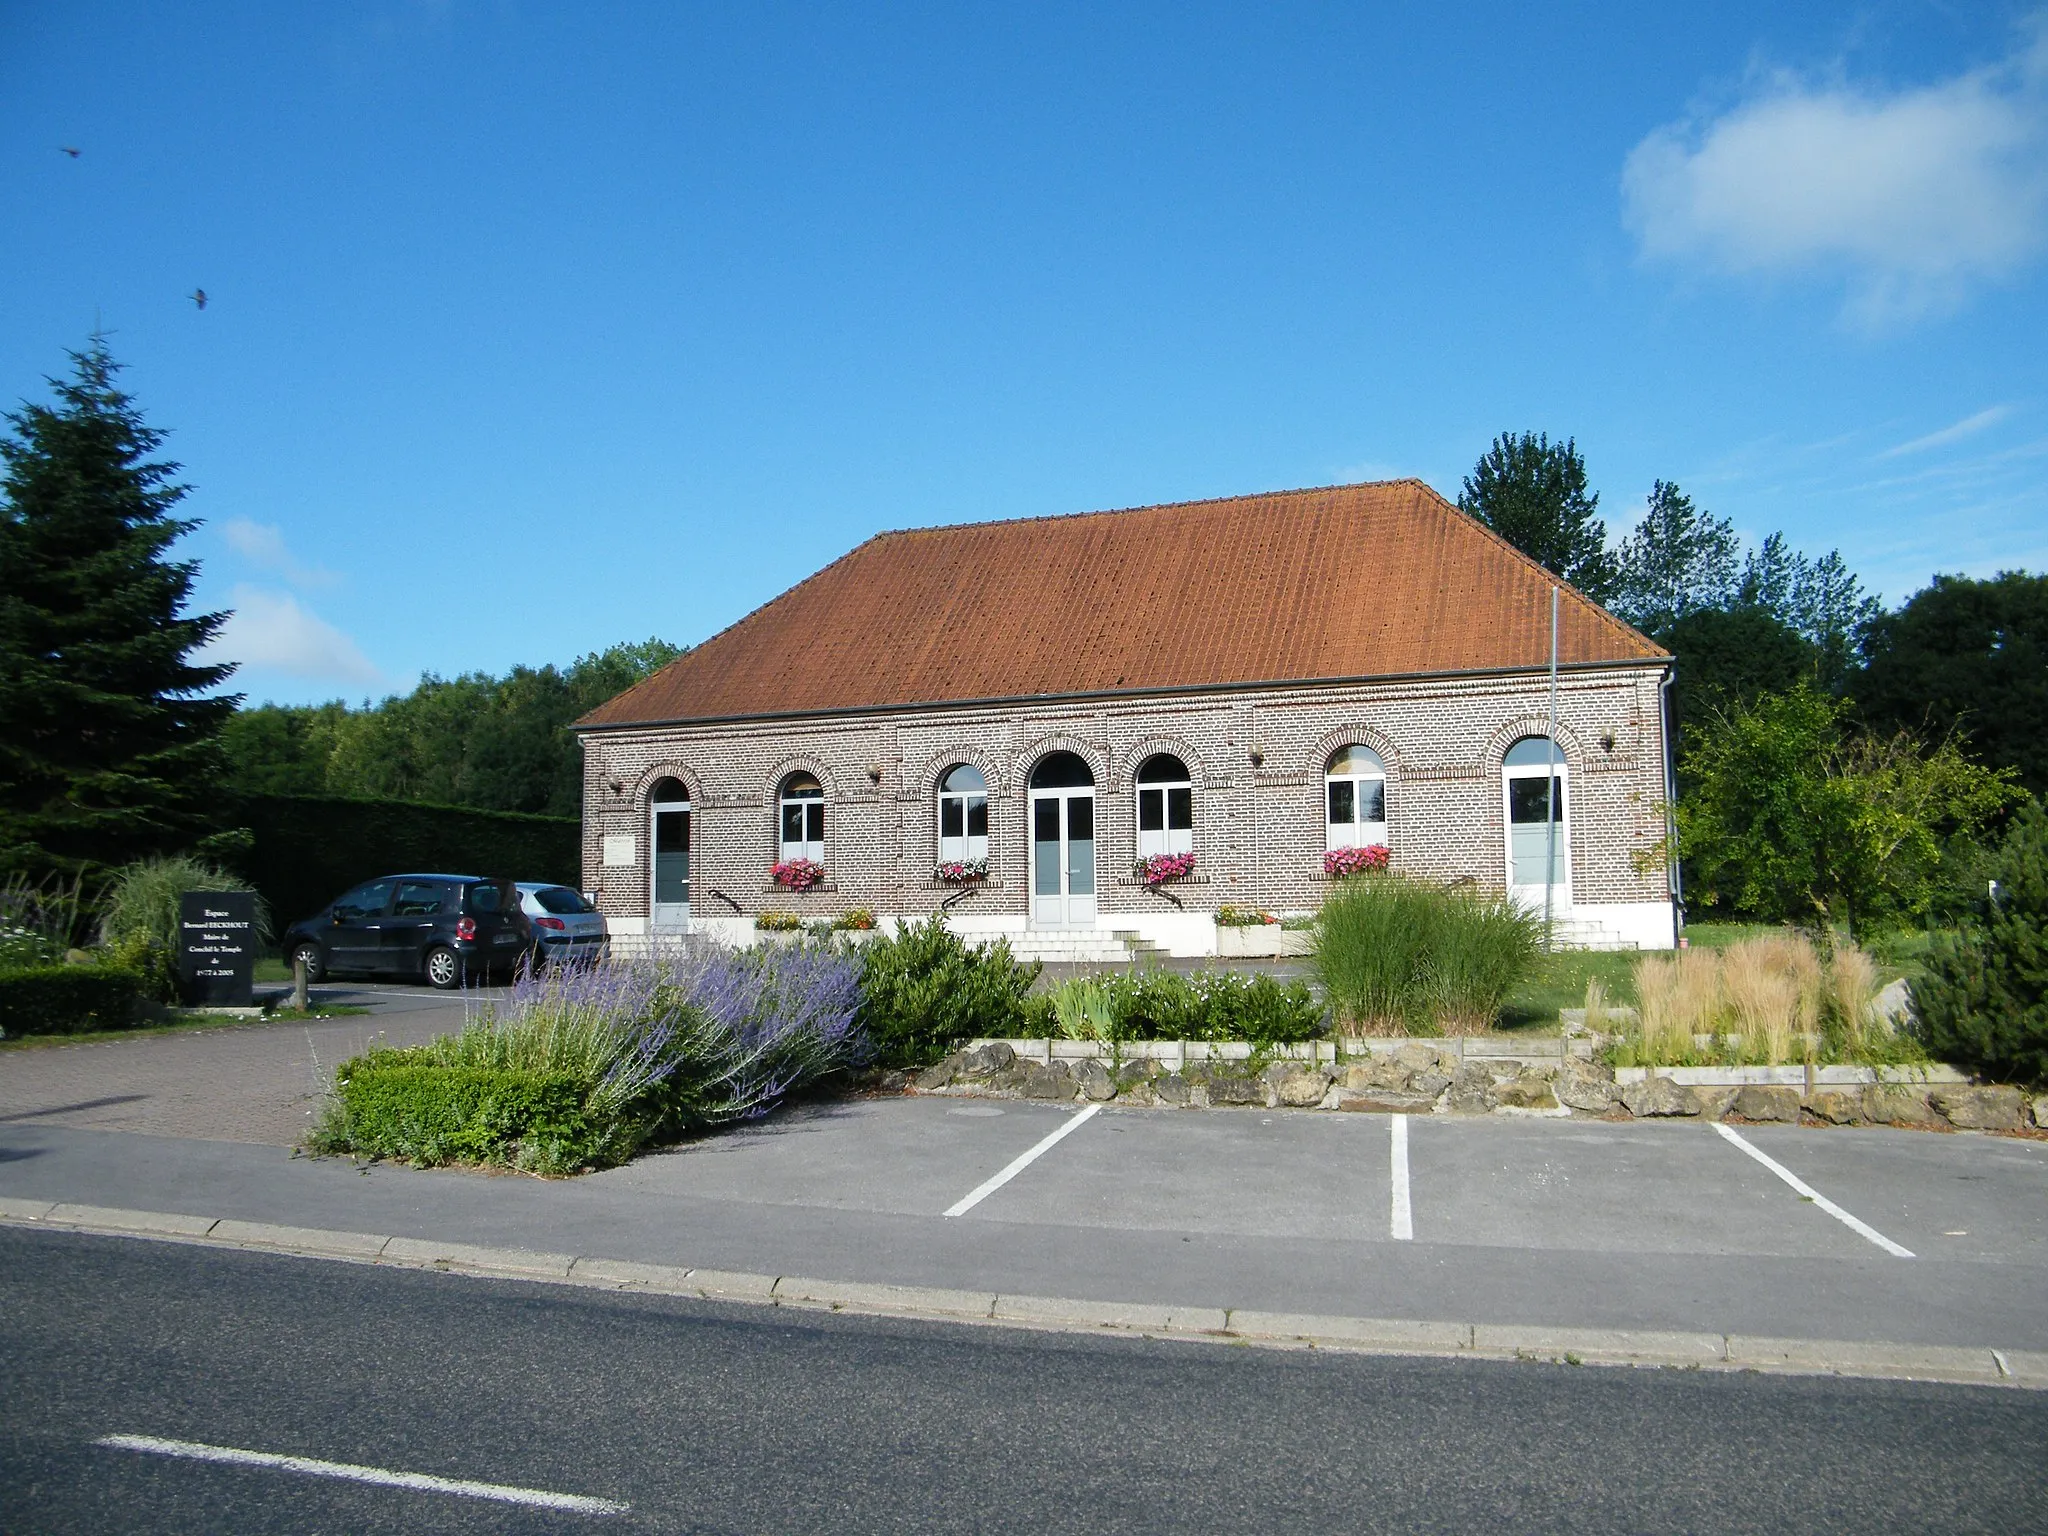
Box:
[1880,404,2016,457]
[202,585,382,685]
[1622,26,2048,324]
[220,518,338,587]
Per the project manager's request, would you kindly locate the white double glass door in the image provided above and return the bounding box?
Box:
[1030,789,1096,926]
[651,800,691,930]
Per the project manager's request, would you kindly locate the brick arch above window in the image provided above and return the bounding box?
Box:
[1013,735,1110,792]
[630,763,704,805]
[1481,716,1585,770]
[1117,737,1209,794]
[908,745,1010,800]
[764,752,838,802]
[1303,724,1403,778]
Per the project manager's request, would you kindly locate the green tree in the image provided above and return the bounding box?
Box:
[1662,605,1819,740]
[1458,432,1614,599]
[219,637,682,817]
[1736,534,1881,691]
[1857,571,2048,797]
[0,341,236,874]
[1608,480,1739,638]
[1915,799,2048,1087]
[1674,684,2017,938]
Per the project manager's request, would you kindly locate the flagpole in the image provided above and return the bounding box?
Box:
[1544,585,1560,949]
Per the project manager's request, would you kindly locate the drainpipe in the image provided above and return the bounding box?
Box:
[1660,665,1682,947]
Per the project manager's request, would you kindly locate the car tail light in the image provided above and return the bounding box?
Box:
[536,916,566,931]
[455,917,477,941]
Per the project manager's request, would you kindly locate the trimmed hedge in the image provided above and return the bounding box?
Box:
[0,965,144,1037]
[313,1053,634,1174]
[232,794,580,930]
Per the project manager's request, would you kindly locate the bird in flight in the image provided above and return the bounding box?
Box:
[60,146,81,158]
[191,289,207,310]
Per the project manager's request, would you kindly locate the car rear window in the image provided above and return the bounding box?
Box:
[463,882,507,914]
[532,886,594,915]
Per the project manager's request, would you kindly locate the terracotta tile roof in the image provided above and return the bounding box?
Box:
[580,480,1666,729]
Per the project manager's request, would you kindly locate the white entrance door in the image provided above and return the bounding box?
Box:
[651,798,691,930]
[1503,737,1569,915]
[1030,789,1096,926]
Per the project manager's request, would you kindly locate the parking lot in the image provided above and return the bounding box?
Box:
[602,1094,2048,1269]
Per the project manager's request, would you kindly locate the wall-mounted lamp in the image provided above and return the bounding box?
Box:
[1248,748,1265,768]
[1599,732,1616,754]
[609,779,625,795]
[868,764,884,784]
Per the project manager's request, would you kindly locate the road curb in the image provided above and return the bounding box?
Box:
[1,1201,2036,1390]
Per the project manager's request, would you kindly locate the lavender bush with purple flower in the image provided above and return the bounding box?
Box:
[314,941,867,1173]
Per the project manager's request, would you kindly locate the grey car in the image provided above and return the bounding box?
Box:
[516,882,609,966]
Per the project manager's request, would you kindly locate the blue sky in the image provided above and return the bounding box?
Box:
[4,2,2046,705]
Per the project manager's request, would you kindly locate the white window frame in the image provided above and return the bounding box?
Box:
[1134,755,1193,859]
[777,773,825,865]
[1502,738,1570,903]
[1324,746,1388,850]
[937,764,989,865]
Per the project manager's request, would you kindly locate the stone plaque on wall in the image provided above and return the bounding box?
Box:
[602,834,637,867]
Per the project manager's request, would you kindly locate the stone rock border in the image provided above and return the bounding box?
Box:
[886,1042,2045,1133]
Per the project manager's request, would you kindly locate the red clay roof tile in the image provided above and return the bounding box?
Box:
[579,480,1665,728]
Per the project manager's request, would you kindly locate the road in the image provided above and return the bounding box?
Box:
[3,1224,2042,1535]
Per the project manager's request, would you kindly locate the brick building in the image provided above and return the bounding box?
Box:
[575,481,1678,955]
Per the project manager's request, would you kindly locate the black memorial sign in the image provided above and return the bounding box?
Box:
[178,890,257,1007]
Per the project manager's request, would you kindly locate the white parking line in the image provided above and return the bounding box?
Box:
[95,1434,627,1514]
[1390,1114,1414,1241]
[944,1105,1101,1217]
[1712,1123,1915,1258]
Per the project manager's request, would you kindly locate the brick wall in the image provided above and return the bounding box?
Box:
[577,664,1675,934]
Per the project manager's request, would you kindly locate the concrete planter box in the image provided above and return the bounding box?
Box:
[1215,926,1313,957]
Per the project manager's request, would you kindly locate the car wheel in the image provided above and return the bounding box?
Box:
[424,945,463,990]
[290,942,325,984]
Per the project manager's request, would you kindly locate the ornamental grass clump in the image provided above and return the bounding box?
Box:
[316,942,866,1173]
[1622,933,1908,1068]
[1311,872,1541,1034]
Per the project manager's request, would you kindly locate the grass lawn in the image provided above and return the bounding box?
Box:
[0,1004,368,1050]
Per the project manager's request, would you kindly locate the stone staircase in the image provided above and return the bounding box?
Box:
[995,928,1167,966]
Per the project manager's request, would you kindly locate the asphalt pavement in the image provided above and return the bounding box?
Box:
[4,1224,2043,1535]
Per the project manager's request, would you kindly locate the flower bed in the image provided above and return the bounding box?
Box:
[1214,904,1276,927]
[1323,844,1390,878]
[313,944,866,1173]
[771,858,825,891]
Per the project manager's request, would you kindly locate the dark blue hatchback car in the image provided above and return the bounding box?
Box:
[283,874,532,989]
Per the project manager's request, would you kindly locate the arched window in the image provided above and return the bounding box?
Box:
[937,763,988,864]
[778,771,825,864]
[1134,753,1192,858]
[1503,736,1568,897]
[649,777,690,929]
[1325,746,1387,850]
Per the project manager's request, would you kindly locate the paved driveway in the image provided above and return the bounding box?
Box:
[0,983,489,1145]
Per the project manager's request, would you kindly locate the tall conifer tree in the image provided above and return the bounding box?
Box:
[1458,432,1615,600]
[0,340,238,872]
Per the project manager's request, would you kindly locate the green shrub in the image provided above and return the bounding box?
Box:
[313,1053,631,1174]
[97,929,179,1004]
[1033,968,1324,1046]
[1314,873,1542,1033]
[0,965,143,1037]
[0,872,88,965]
[1916,800,2048,1087]
[98,856,271,952]
[856,917,1040,1065]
